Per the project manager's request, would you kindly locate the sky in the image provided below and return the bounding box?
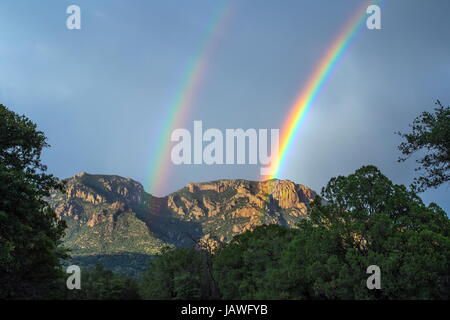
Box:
[0,0,449,213]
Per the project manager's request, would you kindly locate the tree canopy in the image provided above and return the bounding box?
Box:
[140,247,214,300]
[0,104,67,299]
[397,100,450,191]
[66,264,140,300]
[281,166,450,299]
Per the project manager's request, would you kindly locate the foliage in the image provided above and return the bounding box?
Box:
[65,264,140,300]
[281,166,450,299]
[0,104,67,299]
[67,253,154,277]
[140,247,216,300]
[213,225,298,299]
[397,100,450,191]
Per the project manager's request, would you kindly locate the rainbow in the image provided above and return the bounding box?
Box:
[266,0,377,180]
[147,4,232,195]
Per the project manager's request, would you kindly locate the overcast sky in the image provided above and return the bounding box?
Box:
[1,0,449,213]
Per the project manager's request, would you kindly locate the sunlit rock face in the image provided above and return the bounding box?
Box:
[48,173,316,260]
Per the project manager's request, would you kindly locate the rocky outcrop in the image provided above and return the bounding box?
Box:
[166,179,315,230]
[66,185,106,205]
[48,173,317,258]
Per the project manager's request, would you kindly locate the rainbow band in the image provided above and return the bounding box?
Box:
[147,4,232,195]
[267,0,377,179]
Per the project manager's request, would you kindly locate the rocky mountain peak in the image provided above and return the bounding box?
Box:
[48,174,317,270]
[62,172,147,206]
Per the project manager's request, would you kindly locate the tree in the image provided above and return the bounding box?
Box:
[0,104,67,299]
[397,100,450,191]
[66,265,140,300]
[282,166,450,299]
[213,225,298,299]
[140,248,210,300]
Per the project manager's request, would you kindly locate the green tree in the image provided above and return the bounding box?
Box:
[397,100,450,191]
[0,104,67,299]
[213,225,298,299]
[281,166,450,299]
[66,265,140,300]
[140,248,211,300]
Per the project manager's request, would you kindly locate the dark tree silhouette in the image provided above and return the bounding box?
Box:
[397,100,450,191]
[0,104,67,299]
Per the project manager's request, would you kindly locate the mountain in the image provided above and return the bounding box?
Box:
[48,172,316,274]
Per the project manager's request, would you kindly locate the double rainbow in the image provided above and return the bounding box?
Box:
[147,1,378,193]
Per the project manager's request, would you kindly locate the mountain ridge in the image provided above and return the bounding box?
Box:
[49,172,317,274]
